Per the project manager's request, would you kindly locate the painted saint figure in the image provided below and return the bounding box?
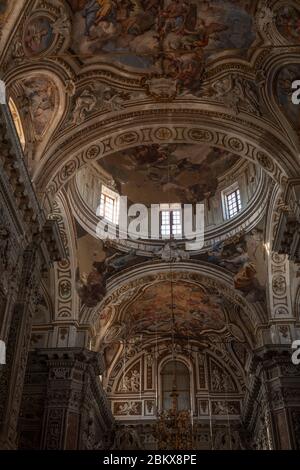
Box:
[82,0,116,36]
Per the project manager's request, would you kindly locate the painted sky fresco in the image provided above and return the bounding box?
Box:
[67,1,256,91]
[99,143,239,204]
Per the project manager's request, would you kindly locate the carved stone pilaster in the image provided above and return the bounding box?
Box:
[18,352,48,449]
[291,410,300,450]
[0,247,41,449]
[243,346,300,450]
[36,348,113,450]
[0,100,66,450]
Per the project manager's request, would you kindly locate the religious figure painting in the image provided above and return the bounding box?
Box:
[24,17,54,55]
[199,229,267,302]
[67,1,256,93]
[20,76,56,137]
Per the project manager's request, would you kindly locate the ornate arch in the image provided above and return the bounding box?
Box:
[35,109,297,201]
[88,262,266,356]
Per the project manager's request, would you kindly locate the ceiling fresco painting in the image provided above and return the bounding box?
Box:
[99,143,240,204]
[19,75,56,139]
[197,229,267,302]
[24,16,55,56]
[99,279,249,351]
[127,281,226,336]
[74,221,267,308]
[67,0,256,92]
[76,236,147,307]
[2,0,300,452]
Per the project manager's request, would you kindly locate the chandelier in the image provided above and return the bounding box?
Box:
[153,382,194,450]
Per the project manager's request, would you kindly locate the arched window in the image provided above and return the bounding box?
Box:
[161,360,190,411]
[8,98,25,150]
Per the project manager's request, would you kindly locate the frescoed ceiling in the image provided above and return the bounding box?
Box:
[98,143,240,204]
[3,0,299,180]
[66,1,257,81]
[1,0,299,340]
[122,280,227,339]
[96,273,255,358]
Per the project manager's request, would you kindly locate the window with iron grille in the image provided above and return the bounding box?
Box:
[224,187,242,219]
[99,186,119,224]
[160,208,182,238]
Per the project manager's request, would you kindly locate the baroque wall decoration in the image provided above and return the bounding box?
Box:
[67,0,257,94]
[1,0,300,452]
